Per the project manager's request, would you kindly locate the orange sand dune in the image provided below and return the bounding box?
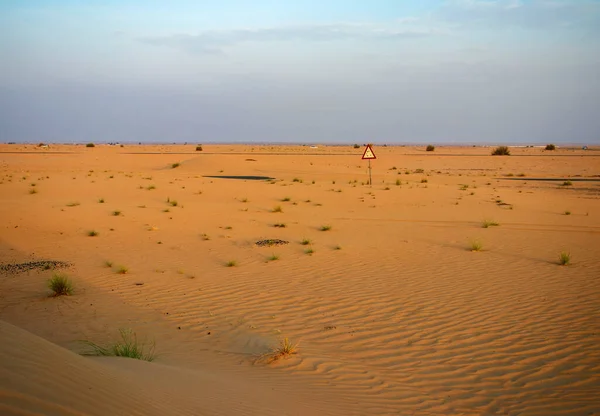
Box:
[1,144,599,415]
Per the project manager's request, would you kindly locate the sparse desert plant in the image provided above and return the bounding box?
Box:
[200,233,210,240]
[66,202,80,207]
[171,163,180,168]
[482,220,499,228]
[267,337,298,362]
[558,251,571,265]
[333,245,342,250]
[273,223,286,228]
[292,178,302,183]
[226,260,237,267]
[98,198,105,203]
[104,261,113,268]
[305,247,314,255]
[162,208,170,213]
[86,143,95,148]
[169,200,178,207]
[320,225,332,231]
[561,181,573,186]
[195,145,203,151]
[353,144,360,149]
[267,254,280,261]
[564,210,571,215]
[146,185,156,190]
[117,265,128,274]
[426,145,435,152]
[281,197,291,202]
[414,169,424,174]
[300,238,312,245]
[80,329,155,361]
[421,179,428,183]
[48,273,73,296]
[87,230,99,237]
[491,146,510,156]
[29,188,38,194]
[272,205,283,213]
[240,198,248,203]
[545,144,556,151]
[470,240,483,252]
[112,210,122,216]
[395,179,401,186]
[517,173,526,177]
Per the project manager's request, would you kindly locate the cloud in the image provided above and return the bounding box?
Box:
[139,22,449,55]
[440,0,600,31]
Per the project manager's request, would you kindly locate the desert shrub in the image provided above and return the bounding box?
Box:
[48,273,74,296]
[545,144,556,151]
[491,146,510,156]
[86,143,95,148]
[426,145,435,152]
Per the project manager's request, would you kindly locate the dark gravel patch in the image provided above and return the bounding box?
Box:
[0,260,72,274]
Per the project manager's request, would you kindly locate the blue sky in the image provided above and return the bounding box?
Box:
[1,0,599,143]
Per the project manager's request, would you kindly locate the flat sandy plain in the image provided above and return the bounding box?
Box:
[1,143,599,416]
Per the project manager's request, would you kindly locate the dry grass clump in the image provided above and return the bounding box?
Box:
[482,220,499,228]
[258,338,299,363]
[558,251,571,266]
[81,329,155,361]
[491,146,510,156]
[470,240,483,252]
[48,273,73,296]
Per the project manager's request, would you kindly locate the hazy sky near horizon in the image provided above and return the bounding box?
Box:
[1,0,599,143]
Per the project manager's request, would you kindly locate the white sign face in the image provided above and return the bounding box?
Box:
[362,144,376,160]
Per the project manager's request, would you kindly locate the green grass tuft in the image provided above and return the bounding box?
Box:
[81,329,155,361]
[561,181,573,186]
[300,238,311,245]
[470,240,483,252]
[267,254,280,261]
[171,163,180,168]
[226,260,237,267]
[48,273,73,296]
[320,225,332,231]
[116,265,128,274]
[112,210,122,216]
[87,230,99,237]
[482,220,500,228]
[558,251,571,266]
[272,205,283,213]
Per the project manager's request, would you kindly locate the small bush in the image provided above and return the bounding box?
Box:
[272,205,283,213]
[470,240,483,252]
[98,198,105,203]
[421,179,428,183]
[491,146,510,156]
[426,145,435,152]
[48,273,73,296]
[29,188,38,194]
[292,178,302,183]
[171,163,180,169]
[267,254,280,262]
[226,260,237,267]
[195,145,203,151]
[273,223,286,228]
[561,181,572,187]
[305,247,314,255]
[300,238,311,246]
[564,211,571,215]
[545,144,556,151]
[86,143,95,148]
[81,329,155,361]
[104,261,113,268]
[117,265,128,274]
[268,337,298,362]
[320,225,332,231]
[281,197,291,202]
[112,210,122,216]
[87,230,99,237]
[353,144,360,149]
[482,220,499,228]
[558,251,570,265]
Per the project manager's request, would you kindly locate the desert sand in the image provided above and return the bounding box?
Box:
[1,143,599,415]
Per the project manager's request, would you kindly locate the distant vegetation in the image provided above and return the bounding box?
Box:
[491,146,510,156]
[86,143,95,148]
[353,144,360,149]
[196,145,203,151]
[545,144,556,151]
[426,145,435,152]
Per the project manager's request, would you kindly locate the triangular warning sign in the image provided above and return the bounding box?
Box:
[362,144,376,160]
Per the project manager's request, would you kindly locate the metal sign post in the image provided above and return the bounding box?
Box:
[361,144,376,186]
